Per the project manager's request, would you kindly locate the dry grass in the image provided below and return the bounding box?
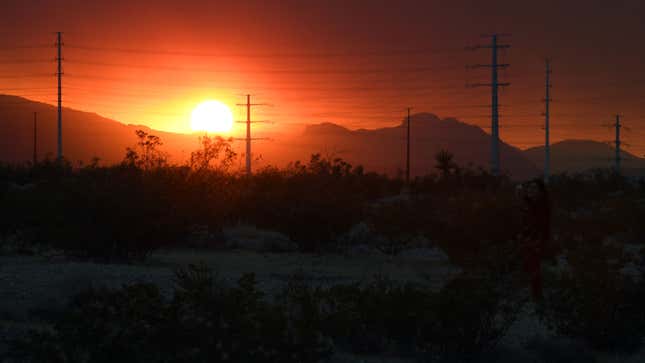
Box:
[0,250,458,320]
[151,249,459,289]
[0,250,459,359]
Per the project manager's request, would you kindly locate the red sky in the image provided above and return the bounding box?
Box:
[1,0,644,155]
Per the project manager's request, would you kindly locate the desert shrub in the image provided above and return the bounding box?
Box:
[167,267,333,363]
[31,168,186,261]
[548,170,632,211]
[539,243,645,354]
[122,130,168,171]
[410,188,523,269]
[3,147,644,264]
[276,272,336,359]
[278,272,522,360]
[188,135,237,173]
[9,283,168,363]
[10,265,334,363]
[367,199,435,254]
[0,164,240,261]
[237,155,399,252]
[404,166,526,270]
[523,335,598,363]
[416,274,525,362]
[9,263,530,362]
[318,276,434,355]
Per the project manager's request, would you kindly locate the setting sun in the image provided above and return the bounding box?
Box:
[191,100,234,133]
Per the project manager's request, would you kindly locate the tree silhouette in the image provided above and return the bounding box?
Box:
[189,135,236,173]
[123,130,167,171]
[435,149,458,177]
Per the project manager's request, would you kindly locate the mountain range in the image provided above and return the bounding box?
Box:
[525,140,645,176]
[278,115,539,179]
[1,95,642,179]
[0,95,199,166]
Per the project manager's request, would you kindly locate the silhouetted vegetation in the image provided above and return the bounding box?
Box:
[1,134,644,263]
[9,265,525,362]
[189,135,237,173]
[3,132,645,360]
[123,130,168,171]
[0,131,645,266]
[9,265,333,363]
[539,238,645,354]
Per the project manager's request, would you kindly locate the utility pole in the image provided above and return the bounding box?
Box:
[235,94,269,176]
[467,34,511,176]
[56,32,63,162]
[614,114,622,173]
[544,59,552,182]
[245,94,251,174]
[33,112,38,165]
[406,107,412,184]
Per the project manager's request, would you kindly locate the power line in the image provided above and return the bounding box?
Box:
[64,59,465,75]
[59,83,476,101]
[66,44,463,58]
[0,44,52,51]
[0,74,54,79]
[64,74,473,93]
[0,87,56,91]
[0,59,54,64]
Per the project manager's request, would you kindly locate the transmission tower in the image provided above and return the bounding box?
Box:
[235,94,269,175]
[544,59,552,182]
[56,32,63,162]
[406,107,412,184]
[33,112,38,165]
[467,34,511,176]
[614,114,622,173]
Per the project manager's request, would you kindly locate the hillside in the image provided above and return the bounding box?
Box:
[0,95,200,165]
[270,113,540,180]
[524,139,645,175]
[1,96,539,179]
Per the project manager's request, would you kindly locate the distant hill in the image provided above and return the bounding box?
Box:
[0,95,200,165]
[524,139,645,176]
[1,96,539,179]
[264,113,540,180]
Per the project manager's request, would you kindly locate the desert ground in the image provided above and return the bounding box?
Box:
[1,249,644,362]
[0,249,459,359]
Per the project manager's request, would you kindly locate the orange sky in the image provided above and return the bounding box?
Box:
[1,0,644,156]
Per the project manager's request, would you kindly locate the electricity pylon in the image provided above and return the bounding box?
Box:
[467,34,511,176]
[56,32,63,162]
[543,59,552,182]
[33,112,38,165]
[235,94,269,175]
[406,107,412,184]
[614,114,622,173]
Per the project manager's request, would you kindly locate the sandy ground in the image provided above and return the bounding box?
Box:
[0,250,460,360]
[0,250,459,318]
[1,250,644,362]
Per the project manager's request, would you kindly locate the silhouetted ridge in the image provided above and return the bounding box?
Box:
[0,95,198,165]
[291,112,539,180]
[395,113,441,127]
[303,122,352,135]
[524,139,645,175]
[0,96,538,179]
